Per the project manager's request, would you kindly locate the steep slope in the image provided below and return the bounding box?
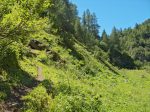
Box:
[0,0,150,111]
[1,34,150,112]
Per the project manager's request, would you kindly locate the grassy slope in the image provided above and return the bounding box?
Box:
[20,57,150,111]
[21,38,150,111]
[1,34,150,111]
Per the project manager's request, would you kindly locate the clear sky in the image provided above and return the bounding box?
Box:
[70,0,150,35]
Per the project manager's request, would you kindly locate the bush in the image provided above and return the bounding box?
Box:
[22,86,51,112]
[51,92,102,112]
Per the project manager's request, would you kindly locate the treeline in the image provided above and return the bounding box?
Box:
[100,20,150,69]
[47,0,150,69]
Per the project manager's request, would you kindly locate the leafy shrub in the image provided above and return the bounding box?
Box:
[51,93,102,112]
[0,83,10,101]
[22,86,51,112]
[0,42,24,70]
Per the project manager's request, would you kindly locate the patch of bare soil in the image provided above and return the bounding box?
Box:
[0,66,45,112]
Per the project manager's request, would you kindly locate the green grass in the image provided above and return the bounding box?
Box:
[20,55,150,111]
[1,35,150,111]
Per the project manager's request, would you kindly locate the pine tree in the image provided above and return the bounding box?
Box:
[82,10,100,38]
[91,13,100,38]
[74,18,83,42]
[101,30,108,43]
[109,27,120,50]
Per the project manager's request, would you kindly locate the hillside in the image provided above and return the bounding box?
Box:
[100,19,150,69]
[1,33,150,112]
[0,0,150,112]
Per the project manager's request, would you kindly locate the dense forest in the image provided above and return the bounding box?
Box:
[100,19,150,69]
[0,0,150,112]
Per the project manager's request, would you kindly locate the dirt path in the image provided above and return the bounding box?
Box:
[0,66,45,112]
[1,86,33,112]
[36,66,45,81]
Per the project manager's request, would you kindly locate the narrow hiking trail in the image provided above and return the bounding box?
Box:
[36,66,45,81]
[0,66,45,112]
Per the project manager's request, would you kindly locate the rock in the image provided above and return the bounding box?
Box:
[28,39,46,50]
[46,49,66,65]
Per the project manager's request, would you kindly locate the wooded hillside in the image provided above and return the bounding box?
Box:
[0,0,149,111]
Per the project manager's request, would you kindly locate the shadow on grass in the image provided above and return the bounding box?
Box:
[0,52,41,111]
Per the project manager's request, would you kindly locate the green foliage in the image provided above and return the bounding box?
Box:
[51,93,102,112]
[0,42,21,68]
[109,49,135,69]
[82,9,100,38]
[0,80,10,101]
[22,85,51,112]
[119,21,150,66]
[99,20,150,68]
[0,0,52,64]
[0,0,150,111]
[48,0,77,34]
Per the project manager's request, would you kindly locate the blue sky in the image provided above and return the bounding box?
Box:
[70,0,150,35]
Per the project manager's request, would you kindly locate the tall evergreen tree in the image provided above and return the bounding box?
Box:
[91,13,100,38]
[101,30,108,43]
[109,27,120,50]
[48,0,78,34]
[74,18,83,42]
[82,9,100,38]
